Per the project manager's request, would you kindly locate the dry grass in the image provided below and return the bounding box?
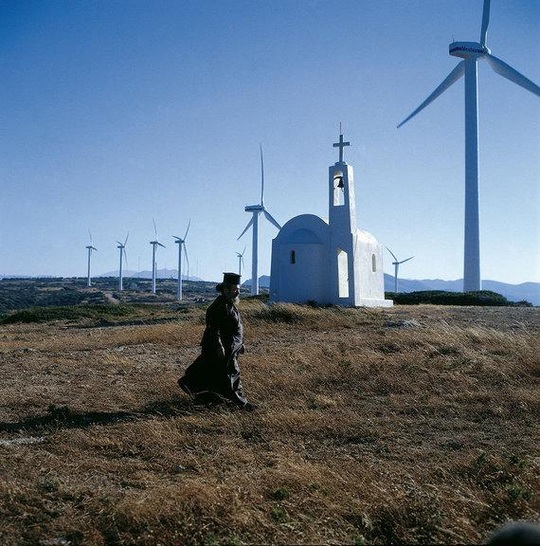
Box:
[0,302,538,545]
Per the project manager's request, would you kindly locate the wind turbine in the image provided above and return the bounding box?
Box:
[236,246,246,276]
[116,233,129,291]
[386,248,414,294]
[150,220,165,294]
[173,220,191,302]
[397,0,540,292]
[238,144,281,295]
[85,230,97,287]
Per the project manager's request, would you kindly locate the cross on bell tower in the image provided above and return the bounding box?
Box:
[328,128,357,231]
[333,125,350,163]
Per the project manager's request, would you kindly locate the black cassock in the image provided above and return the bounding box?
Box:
[179,295,247,406]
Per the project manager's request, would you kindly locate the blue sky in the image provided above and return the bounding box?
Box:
[1,0,539,285]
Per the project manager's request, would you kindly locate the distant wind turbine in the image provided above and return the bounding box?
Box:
[173,220,191,302]
[85,230,97,287]
[150,219,165,294]
[386,248,414,294]
[238,144,281,295]
[116,233,129,291]
[397,0,540,292]
[236,246,246,277]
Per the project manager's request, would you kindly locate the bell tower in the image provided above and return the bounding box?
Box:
[328,129,357,305]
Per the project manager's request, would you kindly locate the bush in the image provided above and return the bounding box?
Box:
[387,290,518,306]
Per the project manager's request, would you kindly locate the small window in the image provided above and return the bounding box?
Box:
[290,250,296,264]
[372,254,377,272]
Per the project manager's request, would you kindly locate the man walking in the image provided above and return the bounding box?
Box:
[178,272,255,410]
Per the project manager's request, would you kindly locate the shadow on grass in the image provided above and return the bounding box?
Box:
[0,398,194,434]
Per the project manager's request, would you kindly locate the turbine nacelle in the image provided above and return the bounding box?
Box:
[245,204,264,212]
[450,41,490,58]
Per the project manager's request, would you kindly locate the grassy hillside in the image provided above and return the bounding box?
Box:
[0,301,538,545]
[0,278,219,315]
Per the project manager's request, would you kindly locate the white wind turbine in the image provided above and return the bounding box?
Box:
[150,220,165,294]
[116,233,129,291]
[173,220,191,302]
[238,145,281,295]
[386,248,414,294]
[236,245,246,277]
[85,230,97,287]
[397,0,540,293]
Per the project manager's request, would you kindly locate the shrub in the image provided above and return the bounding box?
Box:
[388,290,516,306]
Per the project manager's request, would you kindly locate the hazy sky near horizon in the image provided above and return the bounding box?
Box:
[1,0,539,285]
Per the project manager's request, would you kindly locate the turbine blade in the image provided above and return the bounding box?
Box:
[486,54,540,97]
[259,143,265,207]
[480,0,491,47]
[397,61,465,128]
[263,210,281,230]
[184,219,191,241]
[184,245,190,272]
[153,218,158,239]
[124,232,129,246]
[157,242,166,248]
[385,247,398,262]
[124,249,129,266]
[237,217,254,240]
[399,256,414,264]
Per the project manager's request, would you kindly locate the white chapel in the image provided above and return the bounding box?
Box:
[269,133,393,308]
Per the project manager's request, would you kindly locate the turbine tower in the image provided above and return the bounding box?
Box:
[238,145,281,295]
[397,0,540,292]
[236,246,246,276]
[150,220,165,294]
[116,233,129,291]
[173,220,191,302]
[386,248,414,294]
[85,230,97,287]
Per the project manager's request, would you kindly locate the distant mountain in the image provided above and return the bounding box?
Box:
[383,274,540,306]
[481,281,540,306]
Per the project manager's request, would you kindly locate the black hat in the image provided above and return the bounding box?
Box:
[222,272,241,285]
